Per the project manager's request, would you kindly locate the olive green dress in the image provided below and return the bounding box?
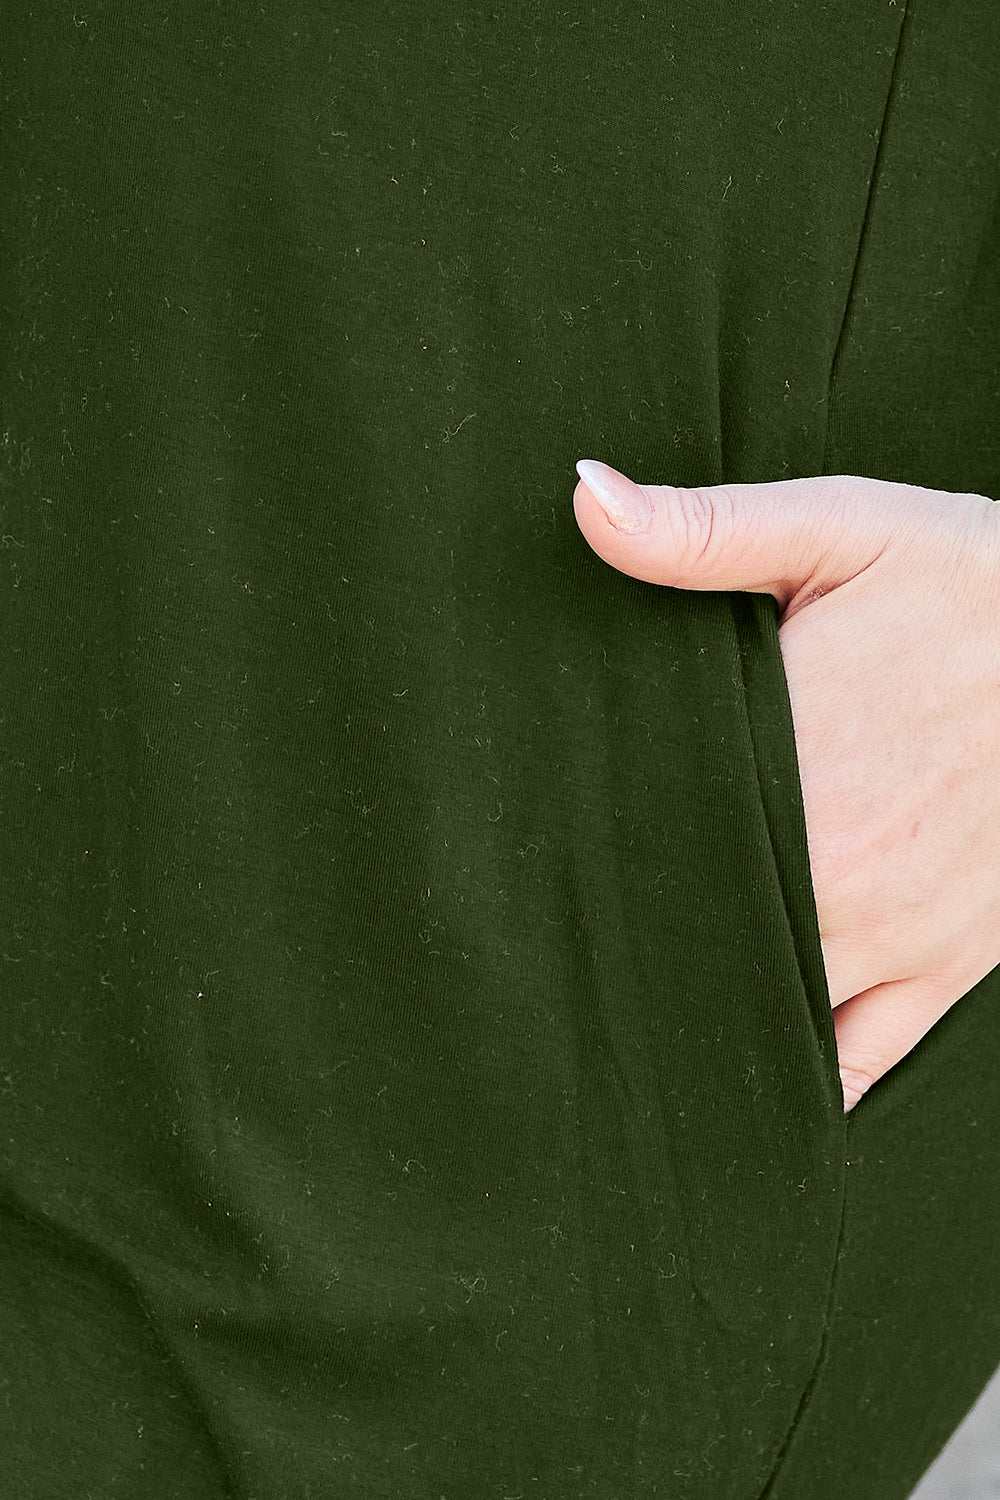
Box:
[2,3,999,1496]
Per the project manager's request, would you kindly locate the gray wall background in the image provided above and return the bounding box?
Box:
[909,1364,1000,1499]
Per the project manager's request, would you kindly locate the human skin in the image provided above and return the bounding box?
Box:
[572,457,1000,1111]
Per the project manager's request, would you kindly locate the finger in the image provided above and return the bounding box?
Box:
[831,974,958,1112]
[572,461,903,609]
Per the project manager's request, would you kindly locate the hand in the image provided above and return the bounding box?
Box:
[572,458,1000,1112]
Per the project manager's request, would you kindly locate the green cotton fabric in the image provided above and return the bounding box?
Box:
[2,4,1000,1497]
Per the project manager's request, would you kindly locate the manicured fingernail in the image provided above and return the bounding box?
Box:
[575,458,653,536]
[840,1072,864,1113]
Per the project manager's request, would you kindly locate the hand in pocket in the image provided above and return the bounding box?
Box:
[573,458,1000,1112]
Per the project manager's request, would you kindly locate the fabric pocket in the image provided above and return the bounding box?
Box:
[734,589,846,1124]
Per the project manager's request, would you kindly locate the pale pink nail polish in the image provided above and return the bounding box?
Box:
[575,458,653,536]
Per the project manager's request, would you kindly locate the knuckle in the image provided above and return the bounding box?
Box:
[674,486,729,574]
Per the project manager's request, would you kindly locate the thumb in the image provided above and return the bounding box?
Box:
[573,457,912,619]
[833,975,960,1113]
